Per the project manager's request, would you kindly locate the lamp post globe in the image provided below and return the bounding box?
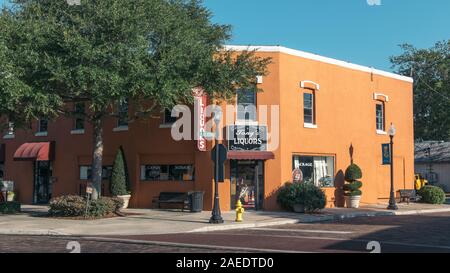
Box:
[387,123,398,210]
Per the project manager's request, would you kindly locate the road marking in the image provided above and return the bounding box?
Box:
[79,236,314,253]
[250,227,353,234]
[209,233,450,251]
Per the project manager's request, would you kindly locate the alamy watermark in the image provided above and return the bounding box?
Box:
[67,0,81,6]
[367,0,382,6]
[168,104,280,152]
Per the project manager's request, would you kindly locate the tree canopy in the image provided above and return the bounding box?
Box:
[391,41,450,141]
[0,0,271,198]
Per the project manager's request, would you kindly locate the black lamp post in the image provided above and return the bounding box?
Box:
[387,123,398,210]
[210,112,224,224]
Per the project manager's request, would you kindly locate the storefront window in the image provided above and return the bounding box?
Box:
[79,166,112,180]
[140,164,195,181]
[292,155,334,187]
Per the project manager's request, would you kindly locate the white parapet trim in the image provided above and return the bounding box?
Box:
[224,45,414,83]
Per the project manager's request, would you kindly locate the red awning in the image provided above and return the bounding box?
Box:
[14,142,51,161]
[227,151,275,160]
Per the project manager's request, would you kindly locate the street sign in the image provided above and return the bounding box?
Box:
[211,144,227,182]
[382,143,391,165]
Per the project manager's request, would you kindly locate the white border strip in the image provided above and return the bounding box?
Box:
[224,45,414,83]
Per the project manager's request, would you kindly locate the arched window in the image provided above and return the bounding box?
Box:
[301,81,319,128]
[373,93,389,134]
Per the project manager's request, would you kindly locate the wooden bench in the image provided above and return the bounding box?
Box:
[398,189,419,204]
[152,192,190,211]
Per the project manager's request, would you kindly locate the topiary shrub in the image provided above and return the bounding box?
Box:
[343,164,363,196]
[277,182,326,213]
[49,195,123,217]
[0,201,21,214]
[110,147,130,196]
[418,186,446,204]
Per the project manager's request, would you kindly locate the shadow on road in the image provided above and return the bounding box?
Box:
[321,214,450,253]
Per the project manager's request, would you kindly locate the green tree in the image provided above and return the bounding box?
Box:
[110,146,128,196]
[390,41,450,141]
[1,0,270,199]
[0,9,62,130]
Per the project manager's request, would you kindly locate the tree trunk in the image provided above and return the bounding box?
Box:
[91,115,104,200]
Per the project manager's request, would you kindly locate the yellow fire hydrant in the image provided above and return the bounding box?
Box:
[235,200,244,222]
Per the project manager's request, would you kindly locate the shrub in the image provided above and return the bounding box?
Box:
[48,195,85,217]
[49,195,123,217]
[343,164,363,196]
[277,182,296,210]
[0,201,21,214]
[110,147,130,196]
[344,164,362,181]
[418,186,446,204]
[277,182,326,213]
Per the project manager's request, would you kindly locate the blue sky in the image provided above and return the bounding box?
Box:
[1,0,449,72]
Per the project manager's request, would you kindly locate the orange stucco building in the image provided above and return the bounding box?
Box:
[0,45,414,211]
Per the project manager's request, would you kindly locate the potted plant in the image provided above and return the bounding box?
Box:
[6,191,15,202]
[110,146,131,208]
[343,163,363,208]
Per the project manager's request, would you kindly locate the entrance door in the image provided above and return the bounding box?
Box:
[34,161,52,204]
[231,160,264,210]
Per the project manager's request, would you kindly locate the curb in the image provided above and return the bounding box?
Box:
[188,208,450,233]
[0,229,69,236]
[1,207,450,236]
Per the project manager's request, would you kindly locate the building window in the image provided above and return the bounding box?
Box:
[117,99,129,127]
[79,166,112,180]
[74,102,85,130]
[38,118,48,133]
[292,155,334,187]
[140,164,195,181]
[6,122,14,135]
[303,92,315,125]
[163,108,178,124]
[237,89,257,121]
[376,102,385,131]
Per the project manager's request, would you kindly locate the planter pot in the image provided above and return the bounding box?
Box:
[117,195,131,209]
[293,204,305,213]
[7,193,15,202]
[345,195,361,208]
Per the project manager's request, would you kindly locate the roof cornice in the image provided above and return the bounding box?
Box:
[224,45,414,83]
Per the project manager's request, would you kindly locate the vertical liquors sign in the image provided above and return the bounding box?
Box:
[193,87,207,151]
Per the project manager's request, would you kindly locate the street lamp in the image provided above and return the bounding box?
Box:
[387,123,398,210]
[210,110,224,224]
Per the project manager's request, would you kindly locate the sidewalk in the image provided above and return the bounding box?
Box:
[0,202,450,236]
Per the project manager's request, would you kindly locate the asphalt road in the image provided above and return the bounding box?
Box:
[1,212,450,253]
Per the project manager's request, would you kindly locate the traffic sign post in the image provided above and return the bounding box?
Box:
[211,144,227,182]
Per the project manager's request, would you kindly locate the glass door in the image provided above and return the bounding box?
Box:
[230,160,264,210]
[34,161,52,204]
